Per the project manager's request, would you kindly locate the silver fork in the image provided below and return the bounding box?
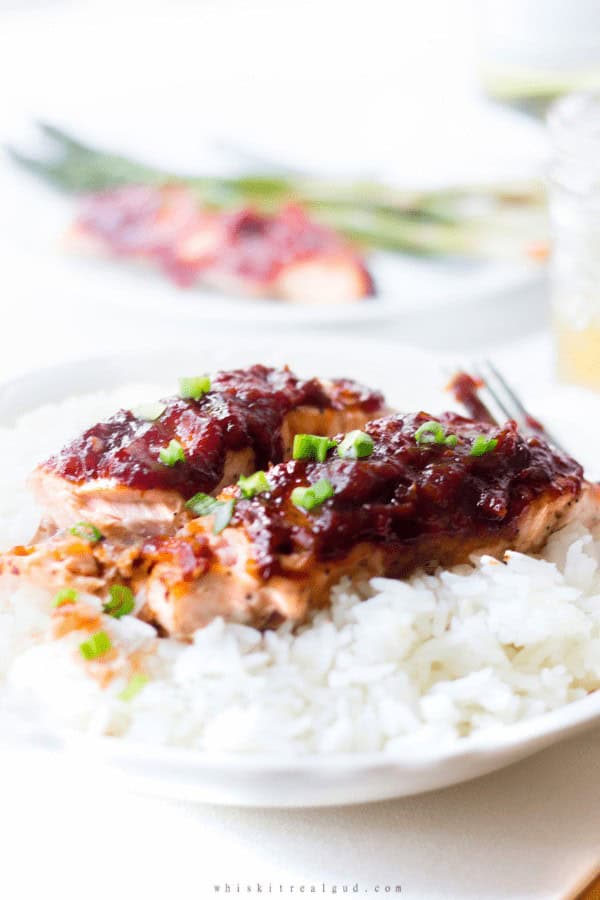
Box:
[471,360,567,454]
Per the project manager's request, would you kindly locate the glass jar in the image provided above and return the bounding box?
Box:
[548,92,600,390]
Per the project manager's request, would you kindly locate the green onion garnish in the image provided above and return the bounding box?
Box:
[159,439,186,466]
[179,376,211,401]
[414,421,458,448]
[103,584,135,619]
[292,434,338,463]
[130,401,167,422]
[69,522,103,543]
[79,631,112,661]
[118,673,148,702]
[238,470,271,499]
[291,478,335,511]
[470,435,499,457]
[337,430,374,459]
[212,499,235,534]
[414,421,445,445]
[52,587,78,608]
[185,492,235,534]
[185,492,217,516]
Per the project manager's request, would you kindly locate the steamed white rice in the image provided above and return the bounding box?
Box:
[1,386,600,755]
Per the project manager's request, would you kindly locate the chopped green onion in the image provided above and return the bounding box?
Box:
[337,430,374,459]
[130,401,167,422]
[185,492,217,516]
[292,434,338,463]
[185,492,235,534]
[213,499,235,534]
[312,479,335,503]
[414,421,458,449]
[69,522,103,543]
[179,376,211,401]
[185,492,218,516]
[119,673,148,702]
[470,435,499,457]
[414,421,446,445]
[79,631,112,661]
[103,584,135,619]
[291,478,335,511]
[159,439,186,466]
[238,470,271,499]
[52,587,78,608]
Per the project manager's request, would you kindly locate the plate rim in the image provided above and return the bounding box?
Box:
[76,252,545,325]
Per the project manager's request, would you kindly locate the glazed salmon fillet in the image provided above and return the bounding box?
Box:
[30,365,385,538]
[4,370,600,643]
[73,188,375,302]
[135,412,600,638]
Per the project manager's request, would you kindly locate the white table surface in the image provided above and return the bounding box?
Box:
[1,724,599,900]
[1,4,599,899]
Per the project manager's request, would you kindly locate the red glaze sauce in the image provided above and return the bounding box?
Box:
[449,372,556,443]
[447,373,496,424]
[44,366,384,496]
[207,205,364,285]
[232,412,584,578]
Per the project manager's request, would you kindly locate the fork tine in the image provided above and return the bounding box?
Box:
[447,362,567,454]
[478,359,566,453]
[472,363,515,426]
[483,360,531,420]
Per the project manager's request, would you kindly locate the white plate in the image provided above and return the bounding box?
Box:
[1,221,546,353]
[68,249,544,333]
[2,335,600,808]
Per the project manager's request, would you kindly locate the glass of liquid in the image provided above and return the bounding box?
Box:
[548,92,600,390]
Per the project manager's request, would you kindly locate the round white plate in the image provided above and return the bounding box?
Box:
[67,249,544,330]
[1,335,600,808]
[5,240,547,353]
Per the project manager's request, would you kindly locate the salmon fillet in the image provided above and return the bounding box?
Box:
[135,412,599,639]
[4,376,599,644]
[1,532,141,597]
[73,188,375,301]
[30,365,385,538]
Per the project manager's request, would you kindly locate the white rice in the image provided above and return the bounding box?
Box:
[1,387,600,755]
